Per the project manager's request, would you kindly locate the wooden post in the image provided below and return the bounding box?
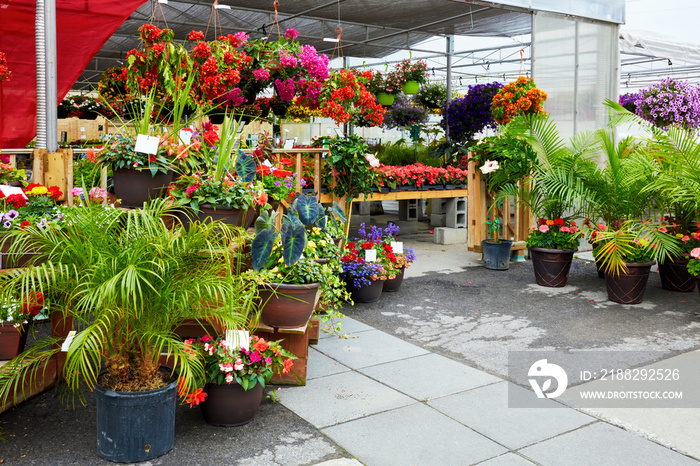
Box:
[32,149,46,185]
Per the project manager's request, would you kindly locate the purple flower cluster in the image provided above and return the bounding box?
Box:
[341,260,384,288]
[275,78,296,101]
[403,246,416,263]
[442,82,502,143]
[382,94,430,129]
[356,222,383,241]
[633,78,700,129]
[618,92,637,113]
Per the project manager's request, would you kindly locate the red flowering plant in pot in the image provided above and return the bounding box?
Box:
[313,69,385,126]
[526,218,582,287]
[491,76,548,125]
[179,333,295,426]
[354,222,416,293]
[0,291,44,360]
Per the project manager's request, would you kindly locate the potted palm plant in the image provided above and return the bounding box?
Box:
[0,199,255,462]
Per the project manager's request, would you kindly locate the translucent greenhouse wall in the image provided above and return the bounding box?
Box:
[532,12,619,142]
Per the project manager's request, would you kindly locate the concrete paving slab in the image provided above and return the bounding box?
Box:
[279,371,416,428]
[428,382,595,450]
[518,422,699,466]
[358,353,501,401]
[478,453,537,465]
[314,459,365,466]
[322,403,507,466]
[307,347,351,380]
[315,329,429,369]
[561,351,700,460]
[320,316,375,339]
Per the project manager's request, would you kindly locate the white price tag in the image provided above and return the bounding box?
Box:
[178,129,192,145]
[390,241,404,254]
[134,134,159,155]
[0,185,27,199]
[364,249,377,262]
[61,330,77,352]
[225,329,249,351]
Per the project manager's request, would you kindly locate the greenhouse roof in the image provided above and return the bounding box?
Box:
[78,0,625,89]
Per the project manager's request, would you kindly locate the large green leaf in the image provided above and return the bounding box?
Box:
[235,150,256,184]
[281,221,306,266]
[295,195,319,227]
[251,227,277,271]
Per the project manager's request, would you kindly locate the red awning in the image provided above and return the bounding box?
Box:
[0,0,143,148]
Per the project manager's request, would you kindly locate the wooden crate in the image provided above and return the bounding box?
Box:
[254,321,309,386]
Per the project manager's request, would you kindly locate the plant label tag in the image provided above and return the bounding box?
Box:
[364,249,377,262]
[0,185,27,199]
[283,139,294,149]
[61,330,77,352]
[134,134,159,155]
[390,241,404,254]
[226,329,249,351]
[178,130,192,145]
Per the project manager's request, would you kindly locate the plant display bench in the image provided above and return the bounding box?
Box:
[254,320,311,386]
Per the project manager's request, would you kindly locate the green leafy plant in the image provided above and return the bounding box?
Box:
[0,199,256,404]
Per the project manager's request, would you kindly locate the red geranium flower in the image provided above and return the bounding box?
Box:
[20,220,30,228]
[21,291,44,316]
[6,193,27,208]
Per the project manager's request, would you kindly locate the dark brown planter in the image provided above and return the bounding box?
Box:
[199,382,263,427]
[0,321,29,360]
[179,204,257,230]
[530,247,575,287]
[658,254,696,292]
[594,250,606,278]
[112,168,174,209]
[344,278,384,303]
[605,261,655,304]
[258,282,320,328]
[382,267,405,292]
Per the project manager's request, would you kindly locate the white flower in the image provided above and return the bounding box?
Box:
[225,374,234,383]
[479,160,500,174]
[365,153,380,168]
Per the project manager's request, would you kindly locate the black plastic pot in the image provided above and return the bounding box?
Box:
[482,239,513,270]
[530,247,575,287]
[344,278,384,303]
[382,267,405,292]
[95,369,178,463]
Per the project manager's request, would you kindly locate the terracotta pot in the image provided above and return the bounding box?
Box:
[658,254,696,292]
[382,267,405,292]
[199,382,263,426]
[258,282,320,328]
[530,247,575,287]
[482,239,512,270]
[605,262,655,304]
[344,277,383,303]
[112,168,174,209]
[0,321,29,360]
[179,204,257,230]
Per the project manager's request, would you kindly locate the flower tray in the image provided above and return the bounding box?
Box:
[417,184,445,191]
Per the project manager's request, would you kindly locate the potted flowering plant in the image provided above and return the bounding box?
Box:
[632,78,700,129]
[1,183,64,268]
[687,247,700,297]
[491,76,548,125]
[444,82,502,143]
[340,240,389,303]
[527,218,581,287]
[355,223,416,293]
[393,59,429,94]
[179,333,295,426]
[314,69,385,126]
[0,291,43,360]
[382,94,430,129]
[0,160,26,185]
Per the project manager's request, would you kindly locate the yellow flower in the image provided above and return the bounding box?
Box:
[271,267,279,274]
[675,233,684,238]
[312,227,321,235]
[307,240,316,249]
[29,186,48,195]
[320,240,327,247]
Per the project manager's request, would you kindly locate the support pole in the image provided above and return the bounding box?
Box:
[36,0,58,151]
[445,35,454,140]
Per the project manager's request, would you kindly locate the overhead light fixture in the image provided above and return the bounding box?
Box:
[323,38,339,43]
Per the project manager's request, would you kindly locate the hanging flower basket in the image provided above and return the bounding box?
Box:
[377,92,395,106]
[402,80,420,95]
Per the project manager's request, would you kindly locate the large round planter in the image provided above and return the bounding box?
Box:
[605,261,655,305]
[530,247,575,287]
[199,382,263,427]
[112,168,174,209]
[382,267,405,292]
[258,282,320,328]
[0,321,29,360]
[402,80,420,95]
[658,254,696,292]
[482,239,513,270]
[344,277,384,303]
[94,369,177,463]
[179,204,257,230]
[377,92,395,106]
